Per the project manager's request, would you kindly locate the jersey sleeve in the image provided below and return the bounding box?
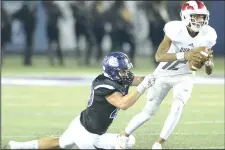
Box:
[94,84,117,97]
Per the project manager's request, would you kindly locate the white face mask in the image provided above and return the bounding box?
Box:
[189,14,209,32]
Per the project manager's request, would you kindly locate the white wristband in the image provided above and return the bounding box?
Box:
[176,52,185,60]
[136,84,145,95]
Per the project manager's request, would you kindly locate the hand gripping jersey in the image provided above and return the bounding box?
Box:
[80,74,129,135]
[153,21,217,77]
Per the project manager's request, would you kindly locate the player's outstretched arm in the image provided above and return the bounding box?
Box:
[123,71,145,87]
[204,49,214,75]
[131,76,145,86]
[106,75,155,110]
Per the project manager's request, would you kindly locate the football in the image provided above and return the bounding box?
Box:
[189,59,205,71]
[188,46,209,71]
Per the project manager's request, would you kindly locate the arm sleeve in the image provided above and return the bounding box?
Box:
[163,21,175,39]
[163,21,181,41]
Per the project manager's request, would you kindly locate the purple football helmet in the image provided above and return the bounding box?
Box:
[103,52,133,83]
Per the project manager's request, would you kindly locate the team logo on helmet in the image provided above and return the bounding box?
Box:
[107,56,119,67]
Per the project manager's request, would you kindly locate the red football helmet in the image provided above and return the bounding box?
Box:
[180,1,209,32]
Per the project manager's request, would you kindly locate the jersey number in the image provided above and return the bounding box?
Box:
[162,60,187,70]
[110,108,120,119]
[87,89,94,107]
[87,89,119,119]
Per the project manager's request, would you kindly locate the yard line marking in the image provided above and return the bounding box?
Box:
[183,120,224,124]
[1,76,224,86]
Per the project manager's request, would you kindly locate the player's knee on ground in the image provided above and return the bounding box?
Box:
[127,134,135,148]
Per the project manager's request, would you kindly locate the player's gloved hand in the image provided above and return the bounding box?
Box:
[184,51,203,62]
[136,74,155,94]
[205,49,214,66]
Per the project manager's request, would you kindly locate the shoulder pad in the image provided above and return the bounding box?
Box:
[164,21,184,41]
[92,75,125,96]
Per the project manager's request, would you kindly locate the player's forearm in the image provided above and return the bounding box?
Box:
[120,80,148,110]
[131,76,145,86]
[120,90,142,110]
[155,53,177,62]
[155,35,173,62]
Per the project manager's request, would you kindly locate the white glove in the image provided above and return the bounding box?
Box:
[204,59,213,66]
[136,74,155,94]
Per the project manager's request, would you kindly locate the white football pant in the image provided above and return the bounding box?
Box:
[125,74,194,135]
[59,115,135,149]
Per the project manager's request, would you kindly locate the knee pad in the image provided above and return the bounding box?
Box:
[127,135,135,149]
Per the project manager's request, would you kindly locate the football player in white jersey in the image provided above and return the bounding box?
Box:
[116,1,217,149]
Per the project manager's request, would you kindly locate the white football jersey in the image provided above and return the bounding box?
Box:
[153,21,217,77]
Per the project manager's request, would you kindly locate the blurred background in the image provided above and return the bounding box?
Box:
[1,1,224,149]
[1,1,224,72]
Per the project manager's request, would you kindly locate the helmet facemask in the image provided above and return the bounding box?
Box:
[118,62,134,85]
[188,13,209,32]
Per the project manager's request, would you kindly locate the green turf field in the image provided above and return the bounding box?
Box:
[2,55,224,149]
[2,85,224,149]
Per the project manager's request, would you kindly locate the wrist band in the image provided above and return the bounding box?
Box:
[136,84,145,95]
[176,52,185,60]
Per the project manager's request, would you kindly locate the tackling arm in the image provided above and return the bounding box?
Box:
[123,72,144,87]
[106,91,142,110]
[131,76,145,86]
[106,75,154,110]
